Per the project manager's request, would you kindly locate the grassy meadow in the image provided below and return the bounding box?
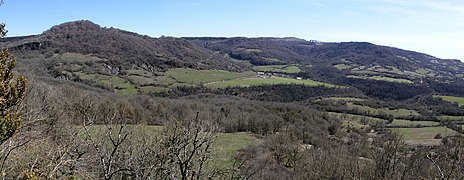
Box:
[438,115,464,121]
[79,125,260,171]
[388,119,439,127]
[165,68,255,84]
[253,65,301,73]
[391,126,457,145]
[346,103,420,118]
[206,76,337,89]
[435,95,464,106]
[347,75,414,84]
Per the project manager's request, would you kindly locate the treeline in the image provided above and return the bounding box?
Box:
[337,77,432,100]
[155,84,364,102]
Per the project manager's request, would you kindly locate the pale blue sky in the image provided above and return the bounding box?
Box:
[1,0,463,60]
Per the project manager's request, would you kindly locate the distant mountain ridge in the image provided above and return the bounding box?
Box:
[189,37,464,80]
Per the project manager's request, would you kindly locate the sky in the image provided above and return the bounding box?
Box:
[0,0,463,60]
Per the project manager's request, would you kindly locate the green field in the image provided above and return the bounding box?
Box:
[347,75,413,84]
[139,86,169,94]
[391,126,457,145]
[438,116,464,121]
[155,76,178,85]
[210,132,261,169]
[253,65,301,73]
[165,68,255,84]
[435,95,464,106]
[206,76,337,89]
[80,125,259,171]
[334,64,352,70]
[322,97,366,102]
[76,73,138,95]
[347,103,420,118]
[388,119,439,127]
[75,67,337,94]
[127,75,155,86]
[126,69,152,77]
[328,112,387,127]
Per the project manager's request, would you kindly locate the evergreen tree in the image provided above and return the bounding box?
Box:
[0,21,27,144]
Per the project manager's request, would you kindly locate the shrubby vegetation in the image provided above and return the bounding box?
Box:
[0,80,462,179]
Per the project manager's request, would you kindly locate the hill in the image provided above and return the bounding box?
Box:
[2,20,464,99]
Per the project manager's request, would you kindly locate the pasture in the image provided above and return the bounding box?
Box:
[165,68,255,84]
[253,65,301,73]
[391,126,457,145]
[206,76,337,89]
[347,75,413,84]
[388,119,439,127]
[321,97,366,102]
[79,125,260,171]
[328,112,387,127]
[435,95,464,106]
[346,103,420,118]
[76,72,138,95]
[438,116,464,121]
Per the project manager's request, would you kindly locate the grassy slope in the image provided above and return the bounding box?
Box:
[322,97,366,102]
[438,116,464,121]
[253,65,301,73]
[81,125,260,171]
[347,75,413,84]
[391,126,457,145]
[77,73,138,95]
[206,76,337,88]
[165,68,255,84]
[388,119,439,127]
[210,132,261,170]
[346,103,419,118]
[435,95,464,106]
[328,112,387,126]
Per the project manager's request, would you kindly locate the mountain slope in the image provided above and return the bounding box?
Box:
[188,37,464,81]
[2,20,464,99]
[1,20,248,72]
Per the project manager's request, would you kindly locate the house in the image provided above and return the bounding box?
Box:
[257,72,266,78]
[296,77,302,80]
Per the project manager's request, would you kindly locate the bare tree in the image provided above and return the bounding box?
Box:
[162,112,217,180]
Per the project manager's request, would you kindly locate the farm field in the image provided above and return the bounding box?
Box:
[438,115,464,121]
[253,65,301,73]
[346,103,420,118]
[391,126,457,145]
[347,75,413,84]
[76,72,138,95]
[165,68,255,84]
[328,112,387,127]
[210,132,261,169]
[206,76,337,89]
[79,125,260,171]
[435,95,464,106]
[321,97,366,102]
[71,68,339,94]
[139,86,169,94]
[388,119,439,127]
